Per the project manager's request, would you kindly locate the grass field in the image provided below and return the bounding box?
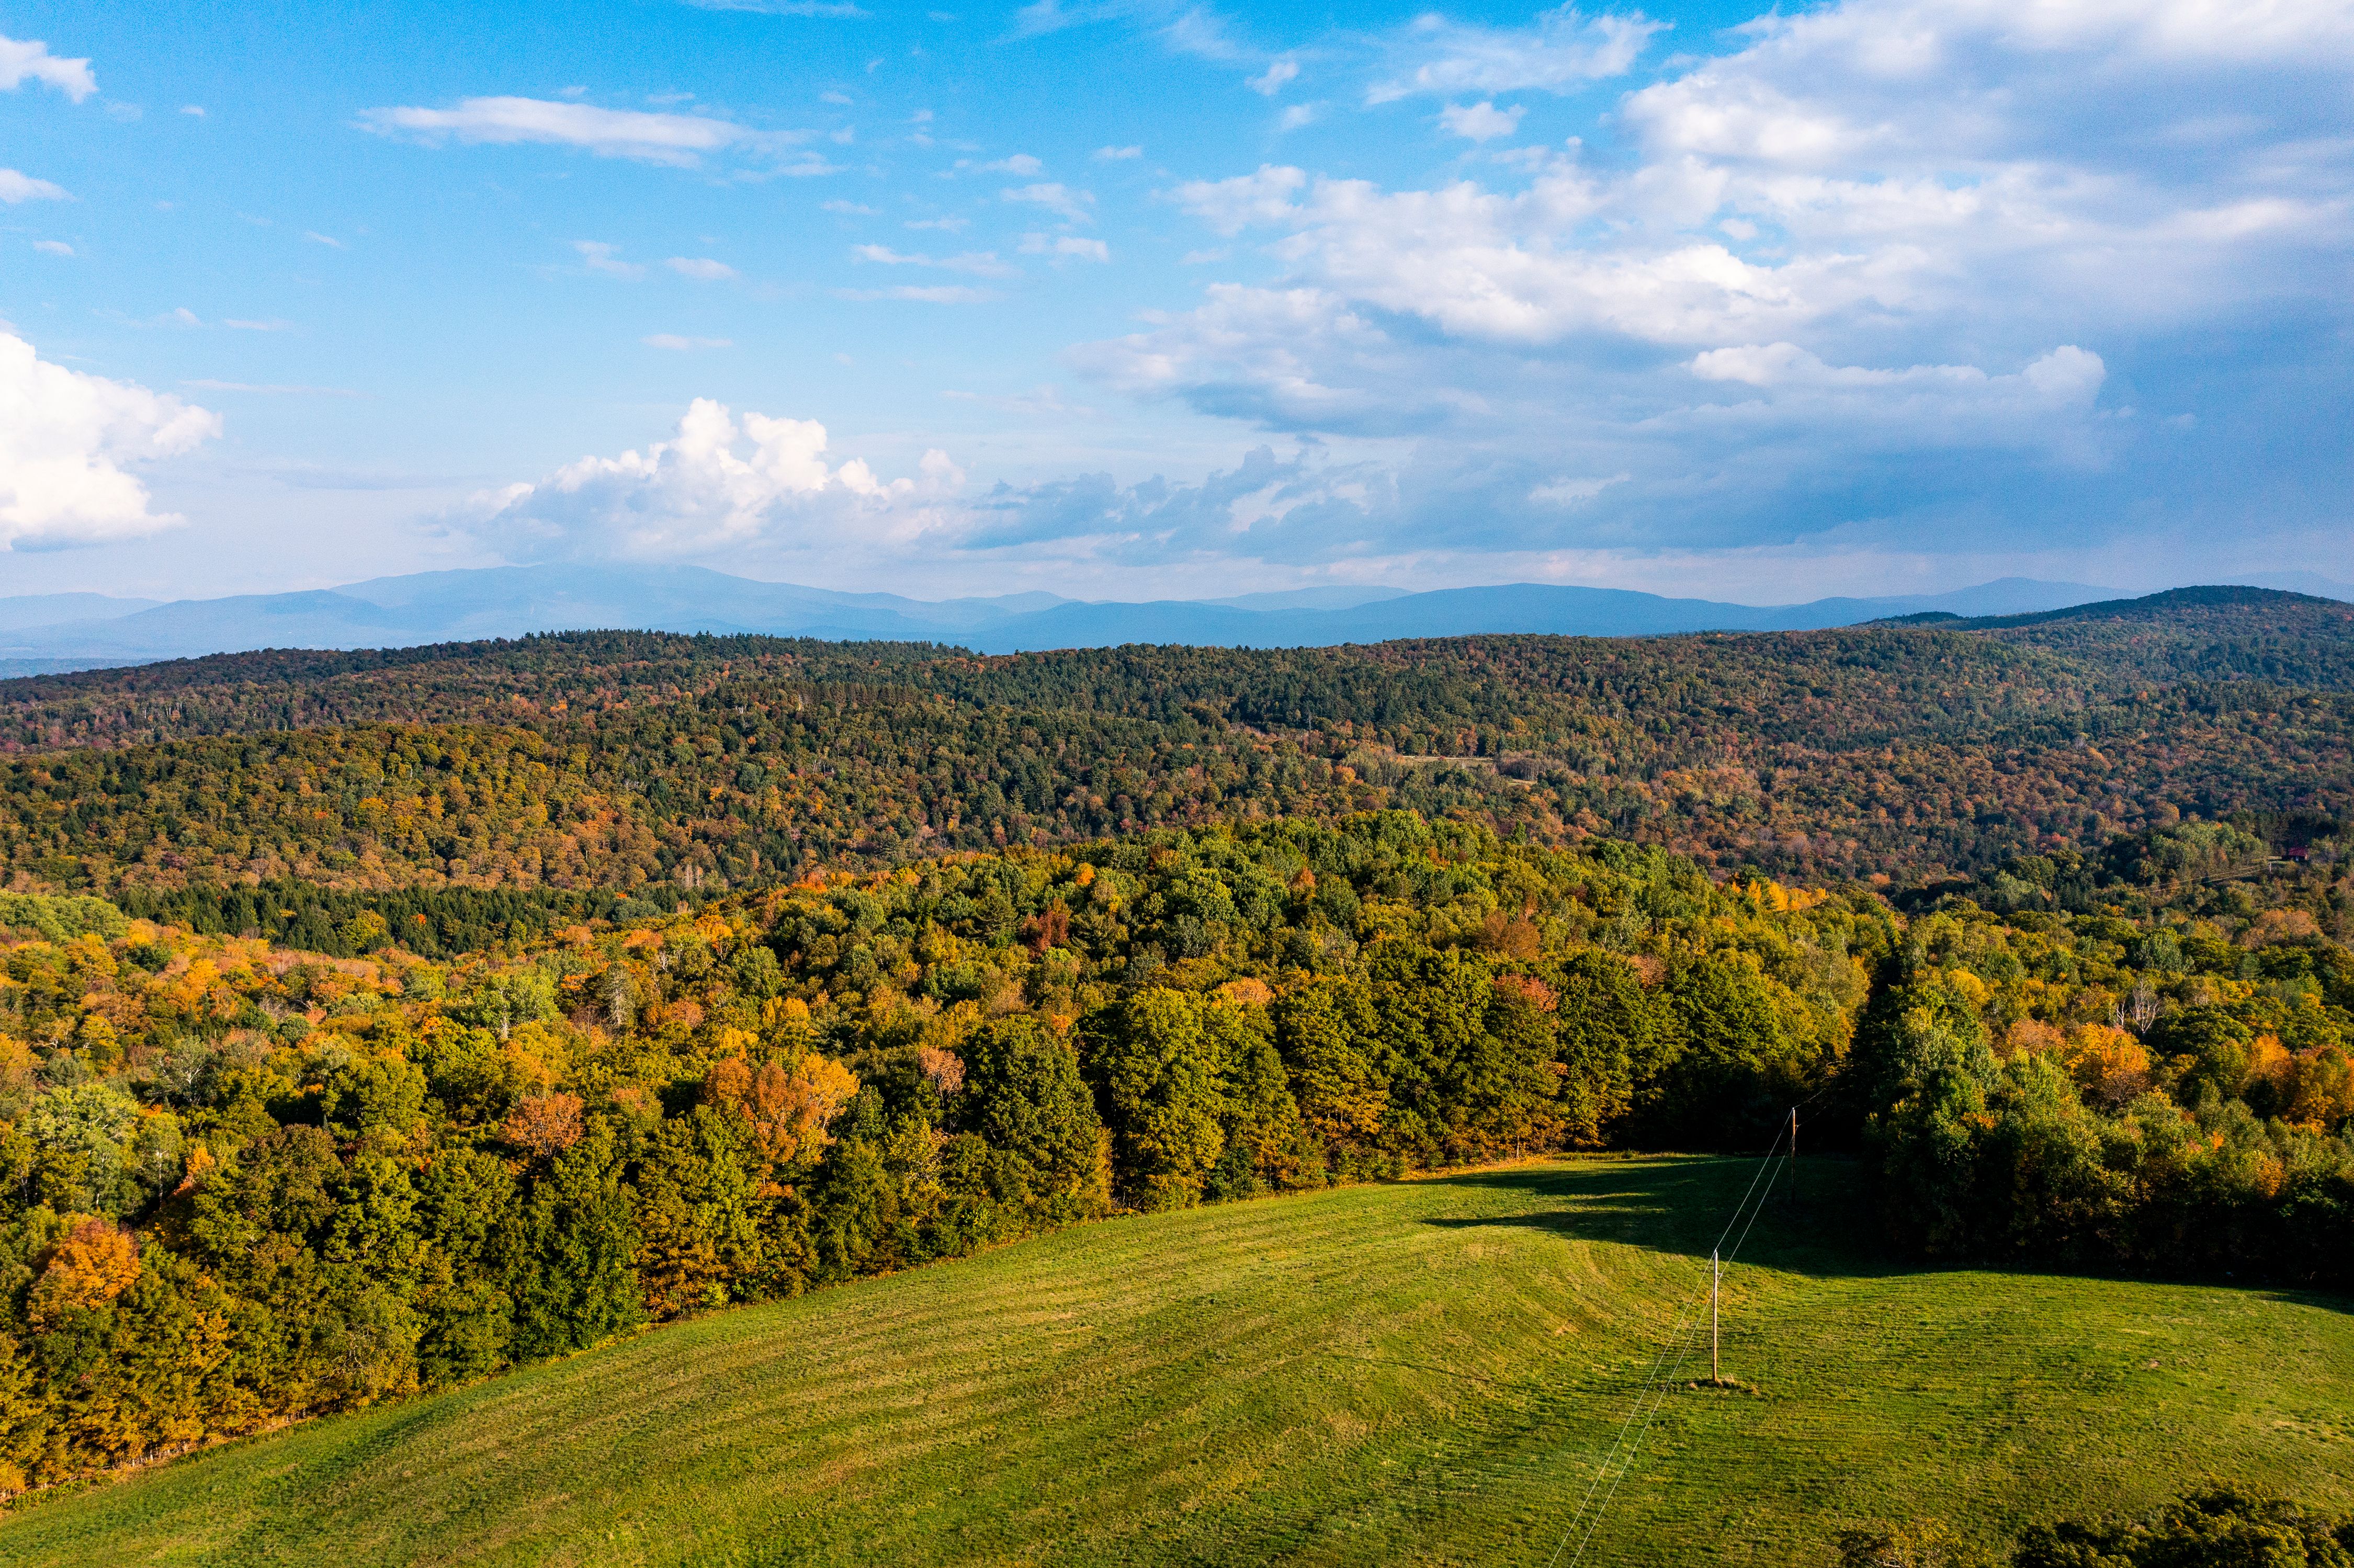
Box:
[3,1155,2349,1566]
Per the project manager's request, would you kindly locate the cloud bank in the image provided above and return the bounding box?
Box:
[471,399,961,562]
[357,96,807,168]
[0,335,221,549]
[1040,0,2354,571]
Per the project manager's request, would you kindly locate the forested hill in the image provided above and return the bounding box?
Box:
[0,810,2348,1494]
[0,588,2347,902]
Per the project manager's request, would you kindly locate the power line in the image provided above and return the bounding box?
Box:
[1534,1122,1794,1568]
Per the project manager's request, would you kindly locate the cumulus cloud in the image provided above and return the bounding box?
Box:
[1368,6,1662,104]
[0,168,66,203]
[1002,181,1094,223]
[0,334,220,548]
[1094,144,1144,160]
[358,96,775,166]
[964,444,1399,564]
[853,243,1017,277]
[1438,100,1524,142]
[666,256,739,280]
[643,334,733,350]
[32,238,73,256]
[1683,344,2113,464]
[1140,0,2354,384]
[1248,60,1298,95]
[0,35,96,100]
[1175,164,1305,234]
[1021,233,1111,262]
[469,397,959,561]
[1689,342,2101,397]
[575,240,644,279]
[1032,0,2354,571]
[1068,284,1444,434]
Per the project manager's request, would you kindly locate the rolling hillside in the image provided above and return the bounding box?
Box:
[1,588,2349,901]
[3,1156,2345,1566]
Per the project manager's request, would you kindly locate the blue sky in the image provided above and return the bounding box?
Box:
[3,0,2349,604]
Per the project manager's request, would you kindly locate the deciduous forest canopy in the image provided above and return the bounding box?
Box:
[1,588,2348,909]
[0,588,2347,1513]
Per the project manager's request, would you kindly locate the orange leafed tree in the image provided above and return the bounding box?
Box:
[502,1093,585,1162]
[27,1219,141,1326]
[703,1054,859,1175]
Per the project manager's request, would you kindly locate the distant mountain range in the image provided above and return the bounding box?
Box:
[0,563,2342,676]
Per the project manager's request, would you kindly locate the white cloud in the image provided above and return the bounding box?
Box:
[303,230,345,249]
[835,283,999,302]
[0,333,220,548]
[1277,103,1320,131]
[471,397,959,562]
[1248,60,1298,95]
[824,199,879,214]
[1021,233,1111,262]
[357,97,767,166]
[821,90,854,106]
[1171,164,1305,234]
[0,35,95,101]
[643,334,734,350]
[1685,342,2109,438]
[853,243,1016,277]
[1068,285,1413,430]
[32,238,72,256]
[1047,0,2354,569]
[667,256,739,280]
[1093,144,1142,161]
[575,240,644,279]
[0,169,67,203]
[983,153,1043,175]
[181,104,205,117]
[223,317,292,331]
[1439,101,1524,142]
[1368,6,1662,104]
[1001,181,1094,223]
[906,215,969,231]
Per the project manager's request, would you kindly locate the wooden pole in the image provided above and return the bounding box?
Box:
[1711,1247,1720,1384]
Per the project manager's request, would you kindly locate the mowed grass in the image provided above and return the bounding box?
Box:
[4,1156,2350,1567]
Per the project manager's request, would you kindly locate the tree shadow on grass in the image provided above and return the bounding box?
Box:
[1412,1155,2353,1316]
[1417,1154,1879,1276]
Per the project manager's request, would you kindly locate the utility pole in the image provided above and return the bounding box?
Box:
[1790,1106,1798,1203]
[1711,1248,1721,1384]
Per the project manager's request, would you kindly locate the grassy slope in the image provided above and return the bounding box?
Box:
[4,1157,2349,1567]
